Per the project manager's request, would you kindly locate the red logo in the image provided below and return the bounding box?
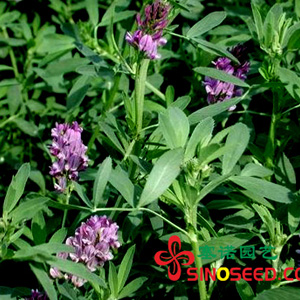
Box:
[154,235,195,281]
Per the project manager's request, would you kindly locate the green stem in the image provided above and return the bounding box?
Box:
[105,74,121,110]
[2,27,20,79]
[62,189,72,228]
[92,207,189,236]
[265,89,279,169]
[0,114,20,129]
[135,58,150,137]
[189,230,207,300]
[187,208,207,300]
[145,81,166,101]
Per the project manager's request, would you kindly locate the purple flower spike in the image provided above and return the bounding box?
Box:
[25,290,48,300]
[203,44,250,110]
[50,215,120,288]
[49,121,88,192]
[126,0,171,60]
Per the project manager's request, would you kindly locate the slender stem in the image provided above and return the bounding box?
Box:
[140,124,159,132]
[105,73,121,110]
[234,110,271,117]
[123,139,136,161]
[62,209,68,228]
[92,206,189,236]
[282,103,300,115]
[0,114,20,129]
[135,58,150,137]
[265,89,279,169]
[189,229,207,300]
[2,27,20,79]
[62,189,71,228]
[187,207,207,300]
[140,208,189,236]
[145,81,166,101]
[279,279,299,286]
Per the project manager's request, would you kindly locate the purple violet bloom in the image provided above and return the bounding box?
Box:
[49,121,88,192]
[203,44,250,110]
[25,290,48,300]
[50,215,120,288]
[126,0,171,59]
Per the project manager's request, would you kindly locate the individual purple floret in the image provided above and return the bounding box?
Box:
[49,121,88,192]
[25,290,48,300]
[203,44,250,110]
[126,0,170,59]
[50,215,120,288]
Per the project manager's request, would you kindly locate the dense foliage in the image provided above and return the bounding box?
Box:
[1,0,300,299]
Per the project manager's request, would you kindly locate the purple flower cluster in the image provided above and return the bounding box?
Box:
[25,290,48,300]
[204,45,250,110]
[126,0,171,59]
[49,122,88,192]
[50,215,120,287]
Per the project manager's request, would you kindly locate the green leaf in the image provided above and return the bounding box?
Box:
[67,75,91,110]
[93,157,112,208]
[44,58,89,77]
[57,282,79,300]
[3,163,31,214]
[32,211,46,245]
[165,85,175,106]
[236,279,255,300]
[0,11,21,26]
[99,9,136,27]
[277,67,300,101]
[118,245,135,292]
[185,117,214,161]
[109,166,135,207]
[187,11,227,38]
[0,65,13,71]
[252,204,274,242]
[118,277,148,299]
[86,0,99,27]
[230,176,294,203]
[13,119,39,137]
[170,95,191,110]
[287,27,300,50]
[194,67,249,88]
[159,107,190,149]
[251,3,263,41]
[192,38,239,63]
[288,199,300,234]
[10,197,49,225]
[241,163,273,178]
[37,34,75,54]
[49,228,68,244]
[278,153,296,187]
[108,262,118,298]
[201,233,253,265]
[8,85,22,115]
[47,257,106,288]
[188,95,246,125]
[222,123,250,175]
[29,170,46,194]
[30,263,58,300]
[196,174,231,203]
[139,149,184,207]
[13,243,73,260]
[254,287,300,300]
[99,122,125,154]
[74,182,93,208]
[0,286,18,300]
[74,42,108,67]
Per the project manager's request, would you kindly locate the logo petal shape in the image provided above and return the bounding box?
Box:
[154,235,195,281]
